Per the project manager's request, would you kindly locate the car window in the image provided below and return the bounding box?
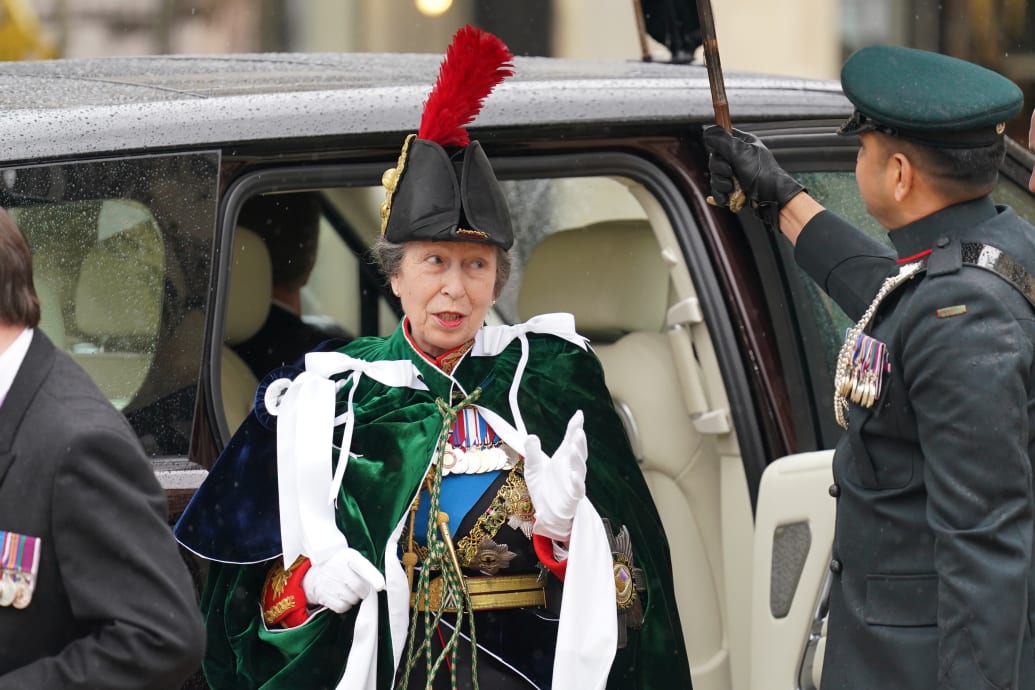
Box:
[1,153,219,458]
[992,175,1035,222]
[219,169,716,444]
[788,171,888,383]
[223,174,651,387]
[496,176,649,323]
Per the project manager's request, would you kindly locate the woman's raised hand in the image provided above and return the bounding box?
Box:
[523,410,588,542]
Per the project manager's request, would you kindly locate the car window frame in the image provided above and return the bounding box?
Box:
[206,149,772,504]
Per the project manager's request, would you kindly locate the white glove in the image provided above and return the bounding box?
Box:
[302,548,386,614]
[523,410,588,542]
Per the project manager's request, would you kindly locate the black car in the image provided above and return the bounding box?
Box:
[1,52,1032,689]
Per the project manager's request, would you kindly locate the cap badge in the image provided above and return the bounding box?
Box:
[996,122,1006,135]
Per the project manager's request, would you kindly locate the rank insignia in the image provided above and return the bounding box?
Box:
[935,304,968,319]
[602,519,645,649]
[0,531,41,609]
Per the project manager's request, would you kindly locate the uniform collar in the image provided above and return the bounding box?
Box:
[397,318,475,401]
[400,318,474,375]
[889,196,998,261]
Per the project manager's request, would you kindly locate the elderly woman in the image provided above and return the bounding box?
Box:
[175,26,692,690]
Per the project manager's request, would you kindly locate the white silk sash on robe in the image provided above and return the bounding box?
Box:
[264,353,427,690]
[476,404,618,689]
[473,313,588,436]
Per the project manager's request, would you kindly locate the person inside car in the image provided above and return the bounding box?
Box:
[233,191,352,379]
[705,45,1035,690]
[175,25,692,690]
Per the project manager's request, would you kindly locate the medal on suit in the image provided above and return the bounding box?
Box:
[0,531,41,609]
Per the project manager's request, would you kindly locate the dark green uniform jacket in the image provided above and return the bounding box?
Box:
[796,197,1035,690]
[181,320,692,689]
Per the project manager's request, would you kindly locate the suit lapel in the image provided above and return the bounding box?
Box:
[0,331,56,485]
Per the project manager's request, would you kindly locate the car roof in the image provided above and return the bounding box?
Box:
[0,52,850,163]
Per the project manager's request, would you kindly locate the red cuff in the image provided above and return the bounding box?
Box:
[532,533,568,581]
[261,556,312,628]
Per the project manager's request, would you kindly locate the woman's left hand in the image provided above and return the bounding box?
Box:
[524,410,588,542]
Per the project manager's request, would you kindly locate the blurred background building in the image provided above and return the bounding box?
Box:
[3,0,1035,139]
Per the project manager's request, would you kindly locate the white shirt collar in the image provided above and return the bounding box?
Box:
[0,328,34,409]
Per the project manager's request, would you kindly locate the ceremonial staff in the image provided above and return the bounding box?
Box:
[631,0,653,62]
[696,0,747,212]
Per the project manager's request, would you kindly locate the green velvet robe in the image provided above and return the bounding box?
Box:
[201,321,692,689]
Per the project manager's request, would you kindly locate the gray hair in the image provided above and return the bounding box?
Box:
[370,237,512,299]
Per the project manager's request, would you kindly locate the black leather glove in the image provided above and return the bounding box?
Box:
[703,126,804,227]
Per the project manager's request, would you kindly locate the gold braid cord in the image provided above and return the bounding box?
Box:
[833,262,923,429]
[398,388,483,690]
[380,134,415,236]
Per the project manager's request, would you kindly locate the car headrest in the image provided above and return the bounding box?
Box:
[517,220,668,341]
[74,221,164,341]
[224,226,272,346]
[34,269,65,347]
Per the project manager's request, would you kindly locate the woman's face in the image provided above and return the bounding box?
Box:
[391,240,498,357]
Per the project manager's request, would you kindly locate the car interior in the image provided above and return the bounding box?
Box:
[221,226,272,433]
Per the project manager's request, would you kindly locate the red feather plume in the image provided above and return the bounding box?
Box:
[418,25,514,148]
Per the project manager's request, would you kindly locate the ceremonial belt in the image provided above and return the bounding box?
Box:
[411,572,546,613]
[949,242,1035,309]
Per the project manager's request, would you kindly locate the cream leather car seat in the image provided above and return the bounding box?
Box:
[518,220,726,688]
[73,224,164,407]
[34,268,66,348]
[222,226,272,434]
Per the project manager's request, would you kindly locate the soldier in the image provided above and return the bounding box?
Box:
[705,46,1035,689]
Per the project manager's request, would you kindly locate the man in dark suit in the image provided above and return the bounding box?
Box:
[0,207,205,688]
[706,47,1035,689]
[233,191,351,378]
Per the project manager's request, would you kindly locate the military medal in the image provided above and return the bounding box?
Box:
[441,408,517,476]
[12,579,32,609]
[0,531,41,609]
[442,447,461,472]
[844,334,890,408]
[602,519,646,649]
[834,262,923,429]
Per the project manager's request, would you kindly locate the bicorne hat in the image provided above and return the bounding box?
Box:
[380,25,514,250]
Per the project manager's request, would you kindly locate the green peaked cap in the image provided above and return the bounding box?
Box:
[838,45,1023,148]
